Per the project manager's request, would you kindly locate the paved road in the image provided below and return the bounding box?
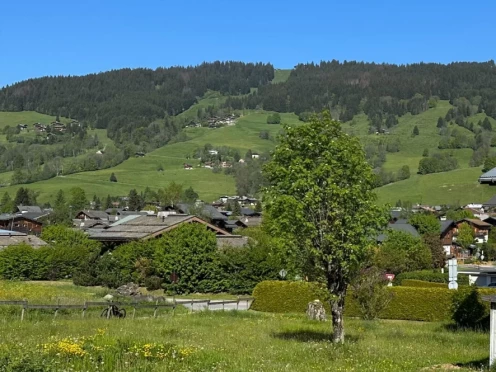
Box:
[173,298,253,311]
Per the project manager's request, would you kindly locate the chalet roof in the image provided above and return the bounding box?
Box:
[87,214,231,242]
[459,218,492,228]
[441,220,455,234]
[177,204,227,221]
[77,210,109,220]
[483,195,496,208]
[241,208,260,217]
[479,168,496,184]
[17,205,42,214]
[216,235,249,248]
[0,230,47,249]
[0,214,41,224]
[377,222,419,242]
[21,211,50,221]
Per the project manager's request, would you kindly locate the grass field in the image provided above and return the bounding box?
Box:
[0,307,489,371]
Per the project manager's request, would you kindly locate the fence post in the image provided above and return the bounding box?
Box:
[132,304,136,319]
[107,303,111,319]
[82,302,86,318]
[153,300,158,318]
[21,301,26,322]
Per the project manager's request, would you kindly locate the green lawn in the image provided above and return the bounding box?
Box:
[0,311,489,371]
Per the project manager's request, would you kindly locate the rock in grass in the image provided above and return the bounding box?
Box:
[306,300,326,321]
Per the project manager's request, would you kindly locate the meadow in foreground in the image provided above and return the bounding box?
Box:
[0,310,490,372]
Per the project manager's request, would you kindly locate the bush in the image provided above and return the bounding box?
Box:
[451,287,488,329]
[401,279,447,288]
[145,276,163,291]
[266,113,281,124]
[394,270,469,286]
[351,268,393,320]
[252,280,489,322]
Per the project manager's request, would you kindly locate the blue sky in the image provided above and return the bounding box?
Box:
[1,0,495,87]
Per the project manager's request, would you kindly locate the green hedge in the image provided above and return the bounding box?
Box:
[251,281,331,313]
[252,281,496,322]
[401,279,447,288]
[394,270,469,285]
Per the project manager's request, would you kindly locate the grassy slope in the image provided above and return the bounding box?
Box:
[272,69,291,83]
[2,98,496,205]
[0,111,299,203]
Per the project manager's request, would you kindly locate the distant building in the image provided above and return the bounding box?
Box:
[0,229,47,249]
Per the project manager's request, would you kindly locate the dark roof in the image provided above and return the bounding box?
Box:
[21,211,50,220]
[377,222,419,242]
[441,220,455,234]
[0,230,47,248]
[177,204,227,221]
[241,208,260,217]
[17,206,42,214]
[390,210,402,219]
[77,210,109,220]
[483,216,496,226]
[0,214,41,224]
[483,195,496,208]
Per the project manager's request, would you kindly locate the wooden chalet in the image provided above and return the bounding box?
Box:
[0,215,43,235]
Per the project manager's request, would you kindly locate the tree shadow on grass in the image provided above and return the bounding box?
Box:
[454,357,489,370]
[272,330,360,343]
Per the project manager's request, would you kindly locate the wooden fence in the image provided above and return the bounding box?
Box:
[0,297,254,321]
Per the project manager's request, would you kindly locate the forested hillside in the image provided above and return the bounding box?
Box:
[227,61,496,125]
[0,62,274,144]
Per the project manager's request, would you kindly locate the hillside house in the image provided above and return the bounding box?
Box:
[251,153,260,159]
[0,215,43,236]
[183,163,193,170]
[455,218,492,244]
[440,220,456,255]
[479,168,496,184]
[18,124,28,130]
[51,122,66,132]
[135,152,145,157]
[208,150,218,156]
[75,210,110,221]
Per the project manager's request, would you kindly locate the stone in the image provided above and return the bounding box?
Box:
[306,300,326,321]
[103,294,114,301]
[116,282,141,297]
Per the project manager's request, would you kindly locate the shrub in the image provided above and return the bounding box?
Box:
[401,279,446,288]
[145,276,163,291]
[351,267,393,320]
[451,287,495,329]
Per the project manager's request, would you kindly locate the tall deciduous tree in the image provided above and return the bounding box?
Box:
[409,213,440,235]
[263,112,388,342]
[457,222,475,249]
[69,187,87,211]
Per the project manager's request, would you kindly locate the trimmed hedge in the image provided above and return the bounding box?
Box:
[394,270,469,285]
[252,280,496,322]
[401,279,447,288]
[251,281,331,313]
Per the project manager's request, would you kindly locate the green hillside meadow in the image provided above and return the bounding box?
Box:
[1,98,496,205]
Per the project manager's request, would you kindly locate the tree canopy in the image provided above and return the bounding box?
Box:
[263,111,388,342]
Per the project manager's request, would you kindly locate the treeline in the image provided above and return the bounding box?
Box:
[0,62,274,143]
[225,60,496,125]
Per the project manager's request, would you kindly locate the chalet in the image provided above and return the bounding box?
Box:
[176,203,228,230]
[455,218,492,244]
[0,229,47,249]
[208,150,218,156]
[183,163,193,170]
[87,214,247,248]
[135,152,145,157]
[224,219,248,233]
[251,153,260,159]
[75,210,110,221]
[33,123,47,132]
[18,124,28,130]
[0,215,43,235]
[16,205,50,221]
[51,122,67,132]
[483,195,496,210]
[440,220,456,255]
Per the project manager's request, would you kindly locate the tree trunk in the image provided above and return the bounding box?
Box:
[330,292,346,343]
